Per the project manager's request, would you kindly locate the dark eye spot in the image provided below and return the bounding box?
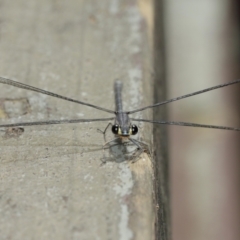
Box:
[131,125,138,135]
[112,125,119,134]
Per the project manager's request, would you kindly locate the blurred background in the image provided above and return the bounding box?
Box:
[164,1,240,240]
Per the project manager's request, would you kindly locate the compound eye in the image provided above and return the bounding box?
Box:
[131,124,138,135]
[112,125,119,134]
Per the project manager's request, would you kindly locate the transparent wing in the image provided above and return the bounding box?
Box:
[0,117,115,128]
[0,77,115,114]
[128,79,240,114]
[131,118,240,131]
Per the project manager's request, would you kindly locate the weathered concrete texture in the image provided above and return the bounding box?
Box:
[0,0,155,239]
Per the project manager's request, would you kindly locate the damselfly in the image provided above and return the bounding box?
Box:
[0,77,240,160]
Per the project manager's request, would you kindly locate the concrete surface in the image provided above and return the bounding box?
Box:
[0,0,156,239]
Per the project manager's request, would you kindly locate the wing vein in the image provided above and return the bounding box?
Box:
[0,117,115,128]
[0,77,115,114]
[131,118,240,131]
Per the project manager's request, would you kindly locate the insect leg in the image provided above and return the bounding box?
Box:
[101,136,118,163]
[97,122,113,142]
[127,138,146,162]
